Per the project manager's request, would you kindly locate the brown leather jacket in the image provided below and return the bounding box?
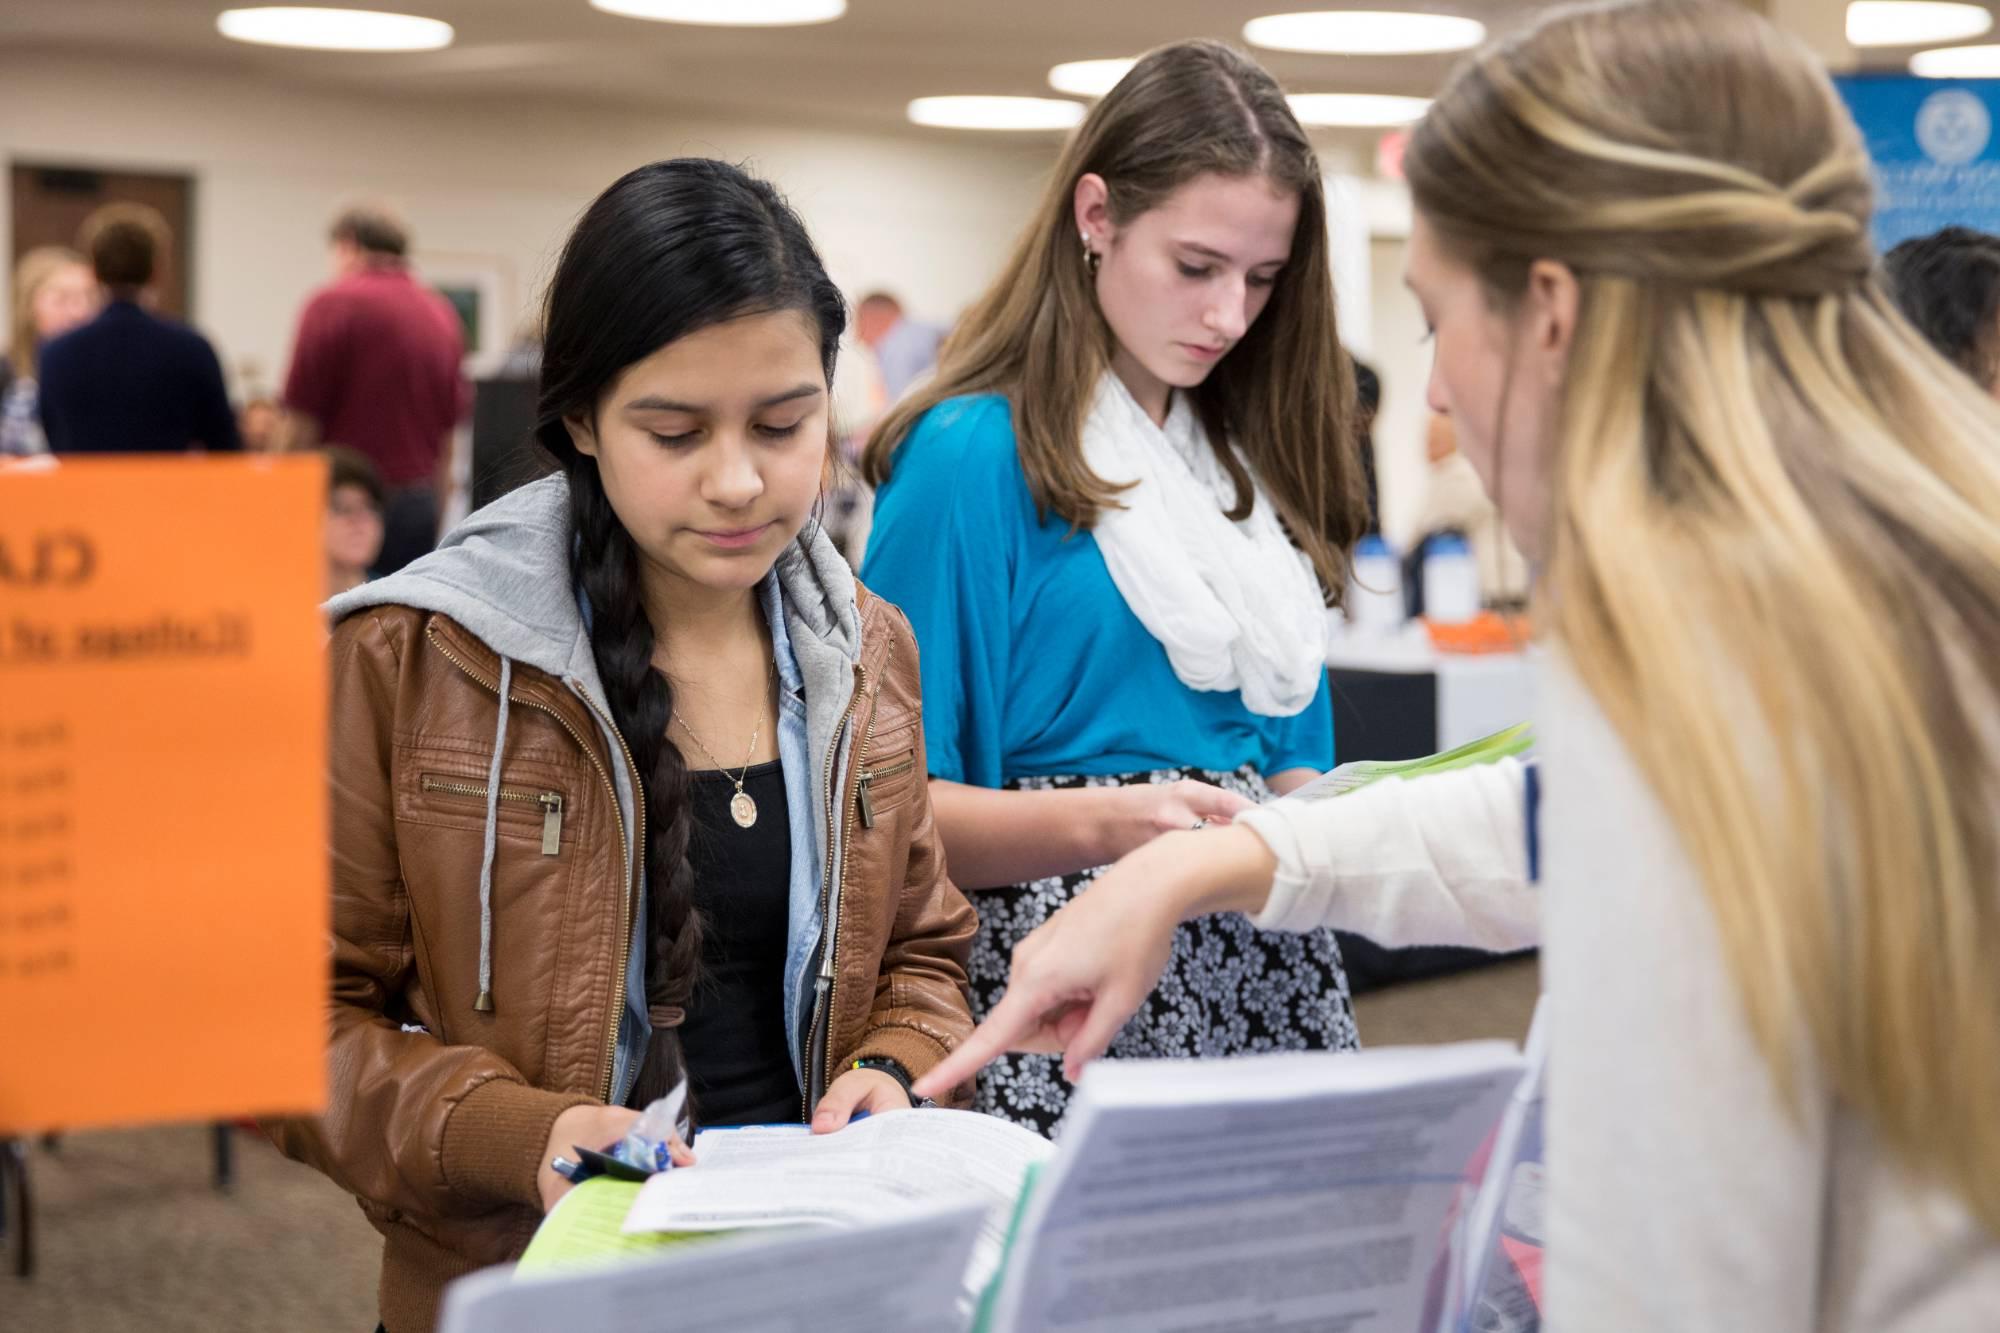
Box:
[270,480,976,1333]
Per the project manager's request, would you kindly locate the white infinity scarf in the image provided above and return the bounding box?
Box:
[1082,372,1327,717]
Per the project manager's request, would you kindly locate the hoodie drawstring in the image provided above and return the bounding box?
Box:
[474,656,514,1013]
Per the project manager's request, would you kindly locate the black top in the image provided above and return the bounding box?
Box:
[37,301,242,454]
[677,760,800,1127]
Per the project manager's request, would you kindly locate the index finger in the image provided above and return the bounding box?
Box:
[913,985,1063,1100]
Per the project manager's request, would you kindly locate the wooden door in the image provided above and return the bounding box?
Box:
[10,163,194,319]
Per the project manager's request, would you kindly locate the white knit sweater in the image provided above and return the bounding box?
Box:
[1235,663,2000,1331]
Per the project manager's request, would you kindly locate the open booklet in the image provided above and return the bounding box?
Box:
[983,1037,1545,1333]
[1280,722,1534,803]
[462,1031,1549,1331]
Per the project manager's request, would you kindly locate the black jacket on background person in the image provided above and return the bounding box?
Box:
[38,299,240,454]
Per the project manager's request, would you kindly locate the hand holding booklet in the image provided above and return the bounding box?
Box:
[439,1110,1048,1332]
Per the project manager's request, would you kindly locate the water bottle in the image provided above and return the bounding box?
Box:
[1421,532,1481,624]
[1349,534,1404,633]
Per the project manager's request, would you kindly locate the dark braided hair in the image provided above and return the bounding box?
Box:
[534,159,846,1111]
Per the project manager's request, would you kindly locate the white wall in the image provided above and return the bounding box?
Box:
[1365,234,1432,548]
[0,52,1055,396]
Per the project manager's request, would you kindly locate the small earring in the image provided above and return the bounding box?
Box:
[1080,230,1100,276]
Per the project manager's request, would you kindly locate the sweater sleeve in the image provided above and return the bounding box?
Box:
[1539,679,1826,1332]
[1235,759,1539,950]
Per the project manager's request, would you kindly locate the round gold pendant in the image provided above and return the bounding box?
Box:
[729,791,758,829]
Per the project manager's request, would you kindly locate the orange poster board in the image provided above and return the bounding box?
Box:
[0,455,327,1133]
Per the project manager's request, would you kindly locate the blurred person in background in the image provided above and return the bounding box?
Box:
[283,203,465,577]
[1,246,98,457]
[38,204,239,454]
[854,290,944,401]
[240,395,285,452]
[323,445,386,601]
[1883,224,2000,399]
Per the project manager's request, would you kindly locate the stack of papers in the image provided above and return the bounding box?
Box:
[626,1110,1055,1303]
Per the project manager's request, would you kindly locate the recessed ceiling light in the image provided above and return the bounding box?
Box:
[216,7,453,51]
[1912,42,2000,75]
[907,96,1088,131]
[589,0,846,24]
[1048,57,1139,98]
[1244,10,1485,55]
[1288,93,1432,127]
[1848,2,1993,46]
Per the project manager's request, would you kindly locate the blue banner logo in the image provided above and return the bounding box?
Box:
[1837,76,2000,249]
[1916,88,1992,165]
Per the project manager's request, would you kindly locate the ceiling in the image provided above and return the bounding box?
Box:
[1,1,1995,141]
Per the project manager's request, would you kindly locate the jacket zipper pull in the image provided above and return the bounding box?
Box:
[540,792,564,855]
[857,775,876,829]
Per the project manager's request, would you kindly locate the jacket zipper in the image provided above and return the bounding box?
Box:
[805,632,896,1117]
[420,775,565,855]
[573,687,646,1106]
[801,655,872,1122]
[423,624,637,1103]
[855,756,915,830]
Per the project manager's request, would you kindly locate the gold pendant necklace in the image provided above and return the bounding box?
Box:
[674,713,762,828]
[668,660,768,824]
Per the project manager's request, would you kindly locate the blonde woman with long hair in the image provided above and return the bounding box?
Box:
[919,0,2000,1323]
[2,246,97,456]
[858,40,1372,1135]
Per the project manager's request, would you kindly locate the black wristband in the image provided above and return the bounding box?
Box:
[849,1057,931,1107]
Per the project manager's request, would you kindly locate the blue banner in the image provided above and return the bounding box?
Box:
[1836,75,2000,250]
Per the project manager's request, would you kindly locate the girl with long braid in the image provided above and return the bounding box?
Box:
[274,159,977,1333]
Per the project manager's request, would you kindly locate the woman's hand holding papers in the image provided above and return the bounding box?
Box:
[812,1067,914,1133]
[913,826,1281,1096]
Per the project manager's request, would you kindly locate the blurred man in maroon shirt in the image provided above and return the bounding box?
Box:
[284,204,465,576]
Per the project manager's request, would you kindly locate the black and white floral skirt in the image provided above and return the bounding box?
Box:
[968,766,1361,1137]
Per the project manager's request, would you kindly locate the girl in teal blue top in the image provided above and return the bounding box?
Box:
[862,392,1334,788]
[859,41,1371,1135]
